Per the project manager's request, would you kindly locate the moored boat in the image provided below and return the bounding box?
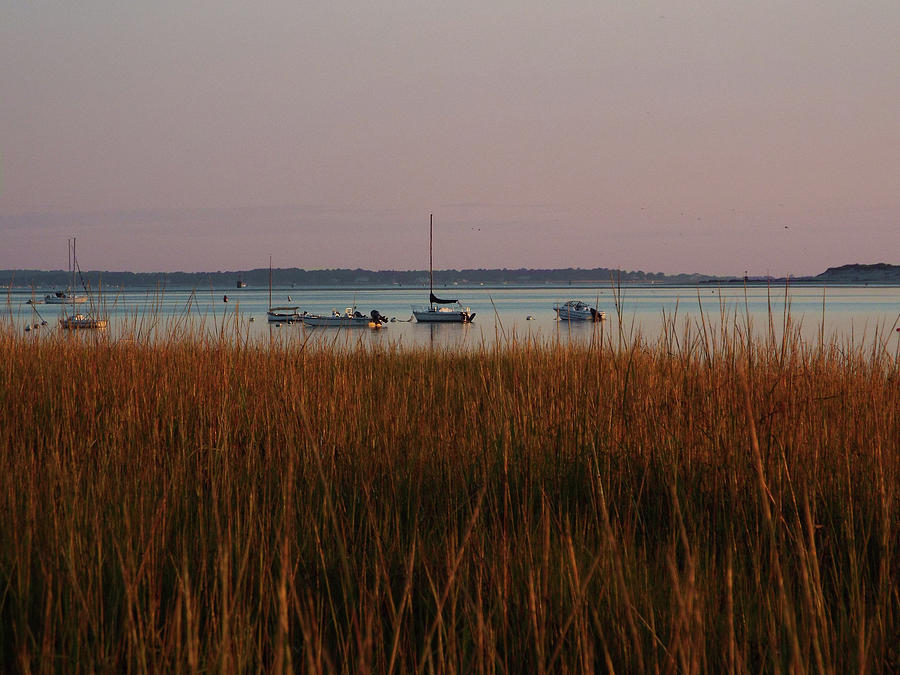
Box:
[60,313,109,330]
[553,300,605,322]
[301,308,388,328]
[412,301,475,323]
[45,290,87,304]
[267,306,301,323]
[413,214,475,324]
[58,238,107,330]
[266,257,299,323]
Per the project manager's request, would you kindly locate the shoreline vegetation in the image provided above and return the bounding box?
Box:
[2,262,900,289]
[1,307,899,671]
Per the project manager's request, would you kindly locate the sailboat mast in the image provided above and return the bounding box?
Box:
[268,255,272,308]
[429,213,434,295]
[71,238,76,314]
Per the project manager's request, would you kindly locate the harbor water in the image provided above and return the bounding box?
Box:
[5,283,900,350]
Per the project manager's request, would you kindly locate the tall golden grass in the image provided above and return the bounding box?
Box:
[1,310,898,672]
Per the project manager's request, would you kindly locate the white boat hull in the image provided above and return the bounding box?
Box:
[46,295,87,305]
[413,308,475,323]
[267,306,300,323]
[267,313,299,323]
[301,315,383,328]
[553,301,605,322]
[60,314,108,330]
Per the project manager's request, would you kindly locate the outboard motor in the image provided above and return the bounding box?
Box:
[370,310,387,325]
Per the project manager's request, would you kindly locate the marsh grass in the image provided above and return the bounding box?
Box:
[1,303,899,672]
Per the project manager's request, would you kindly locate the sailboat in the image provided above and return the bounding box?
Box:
[266,256,300,323]
[59,238,108,330]
[412,214,475,323]
[46,240,88,304]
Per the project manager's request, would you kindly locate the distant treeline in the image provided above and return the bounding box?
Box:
[1,267,719,289]
[2,263,897,289]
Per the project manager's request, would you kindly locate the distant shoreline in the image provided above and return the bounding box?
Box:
[2,263,898,289]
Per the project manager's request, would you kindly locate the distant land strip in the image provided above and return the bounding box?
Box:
[1,263,898,289]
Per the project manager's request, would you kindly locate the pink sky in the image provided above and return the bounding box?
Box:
[1,1,898,276]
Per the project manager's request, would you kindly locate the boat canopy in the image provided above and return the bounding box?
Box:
[430,292,458,305]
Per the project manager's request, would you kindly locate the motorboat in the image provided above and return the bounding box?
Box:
[267,306,301,323]
[413,214,475,324]
[553,300,605,322]
[301,308,388,328]
[60,313,108,330]
[45,290,87,304]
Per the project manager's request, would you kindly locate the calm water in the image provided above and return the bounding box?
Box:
[5,284,900,350]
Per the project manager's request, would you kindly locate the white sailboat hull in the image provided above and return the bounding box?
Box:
[413,306,475,323]
[418,215,475,324]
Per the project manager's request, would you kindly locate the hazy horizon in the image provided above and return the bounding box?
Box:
[2,2,898,276]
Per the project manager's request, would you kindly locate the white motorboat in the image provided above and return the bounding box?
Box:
[413,214,475,324]
[267,307,301,323]
[45,290,87,304]
[60,313,108,330]
[553,300,605,322]
[301,308,388,328]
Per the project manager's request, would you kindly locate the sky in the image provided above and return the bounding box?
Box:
[1,1,898,276]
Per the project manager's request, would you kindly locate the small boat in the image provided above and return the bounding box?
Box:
[412,214,475,324]
[58,238,108,330]
[413,302,475,323]
[266,256,300,323]
[553,300,605,322]
[267,306,301,323]
[236,277,247,288]
[60,313,109,330]
[301,308,388,328]
[45,290,87,305]
[48,239,89,304]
